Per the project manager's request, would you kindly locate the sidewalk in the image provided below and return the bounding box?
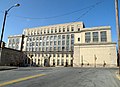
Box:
[0,66,18,71]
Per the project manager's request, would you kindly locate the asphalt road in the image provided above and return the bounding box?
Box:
[0,67,120,87]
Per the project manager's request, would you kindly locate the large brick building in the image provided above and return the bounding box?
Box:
[7,22,117,67]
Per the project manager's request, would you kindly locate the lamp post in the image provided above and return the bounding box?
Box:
[0,4,20,47]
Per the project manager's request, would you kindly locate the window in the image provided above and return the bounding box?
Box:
[36,37,39,40]
[71,26,74,31]
[50,41,53,45]
[57,59,60,65]
[93,32,99,42]
[78,38,80,41]
[46,47,48,51]
[78,28,80,31]
[40,37,42,40]
[44,29,46,34]
[58,35,61,39]
[54,41,57,45]
[58,54,60,57]
[62,54,64,57]
[101,31,107,42]
[67,27,69,32]
[66,54,68,57]
[62,41,65,45]
[36,42,38,46]
[71,34,74,39]
[54,36,57,40]
[63,28,65,32]
[58,41,61,45]
[62,35,65,39]
[46,42,49,45]
[46,36,49,40]
[67,35,69,39]
[58,47,61,51]
[53,54,55,57]
[39,42,42,46]
[50,36,53,40]
[50,47,52,51]
[85,32,91,43]
[61,59,64,66]
[55,28,57,33]
[51,29,53,33]
[54,47,56,51]
[59,28,61,32]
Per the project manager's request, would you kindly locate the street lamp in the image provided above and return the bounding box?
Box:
[0,4,20,47]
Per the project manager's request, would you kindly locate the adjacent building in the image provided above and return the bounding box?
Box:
[7,22,117,67]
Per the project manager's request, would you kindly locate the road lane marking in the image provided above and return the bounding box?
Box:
[0,74,45,87]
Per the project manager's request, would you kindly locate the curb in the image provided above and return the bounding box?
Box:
[116,72,120,80]
[0,67,17,71]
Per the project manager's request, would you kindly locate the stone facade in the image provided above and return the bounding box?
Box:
[0,48,28,66]
[7,22,117,67]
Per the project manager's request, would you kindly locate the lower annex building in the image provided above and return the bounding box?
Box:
[7,22,117,67]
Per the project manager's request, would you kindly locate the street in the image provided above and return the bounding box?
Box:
[0,67,120,87]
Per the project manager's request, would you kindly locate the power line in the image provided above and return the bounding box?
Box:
[11,0,104,20]
[65,0,104,27]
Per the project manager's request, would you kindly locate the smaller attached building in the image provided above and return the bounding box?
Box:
[73,26,117,67]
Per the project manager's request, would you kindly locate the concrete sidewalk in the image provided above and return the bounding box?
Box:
[0,66,18,71]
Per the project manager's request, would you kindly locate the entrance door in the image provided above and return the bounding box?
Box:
[44,59,49,67]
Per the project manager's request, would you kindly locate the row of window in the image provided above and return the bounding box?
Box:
[9,38,20,44]
[30,53,73,58]
[26,39,74,47]
[26,26,81,35]
[26,46,74,52]
[27,34,74,41]
[33,58,72,66]
[85,31,107,43]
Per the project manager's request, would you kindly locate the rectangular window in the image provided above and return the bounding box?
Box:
[50,47,52,51]
[63,28,65,32]
[66,54,68,57]
[85,32,91,43]
[78,28,80,31]
[51,29,53,33]
[78,38,80,41]
[54,36,57,40]
[55,28,57,33]
[54,41,57,45]
[71,26,74,31]
[62,54,64,57]
[58,47,61,51]
[61,59,64,66]
[101,31,107,42]
[54,47,56,51]
[67,27,69,32]
[58,41,61,45]
[50,41,53,45]
[57,59,60,65]
[50,36,53,40]
[62,41,65,45]
[58,35,61,39]
[58,54,60,57]
[62,35,65,39]
[93,32,99,42]
[67,35,69,39]
[59,28,61,32]
[53,54,55,57]
[44,29,46,34]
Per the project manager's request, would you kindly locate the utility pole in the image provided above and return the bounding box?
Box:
[115,0,120,75]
